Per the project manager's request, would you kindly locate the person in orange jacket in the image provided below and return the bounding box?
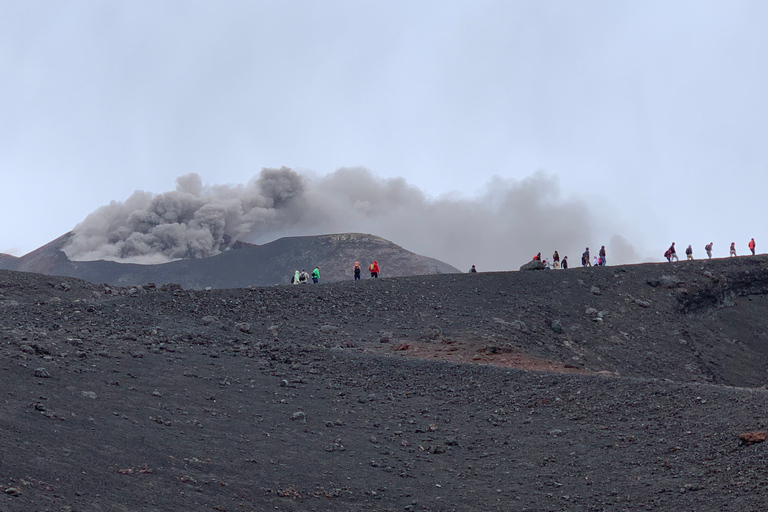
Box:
[749,238,756,255]
[369,260,379,278]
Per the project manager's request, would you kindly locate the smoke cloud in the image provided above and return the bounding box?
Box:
[64,167,640,270]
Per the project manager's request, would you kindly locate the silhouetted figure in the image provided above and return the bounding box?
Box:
[561,256,568,269]
[705,242,713,259]
[730,242,737,257]
[469,265,477,273]
[599,245,606,266]
[582,247,591,267]
[685,245,693,260]
[552,251,560,269]
[749,238,756,255]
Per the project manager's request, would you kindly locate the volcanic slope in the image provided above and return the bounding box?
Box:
[2,256,768,511]
[0,232,459,289]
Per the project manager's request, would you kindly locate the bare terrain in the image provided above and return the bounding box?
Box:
[2,255,768,511]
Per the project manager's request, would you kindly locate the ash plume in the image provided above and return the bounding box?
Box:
[64,167,639,270]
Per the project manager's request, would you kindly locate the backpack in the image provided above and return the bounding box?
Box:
[664,249,671,258]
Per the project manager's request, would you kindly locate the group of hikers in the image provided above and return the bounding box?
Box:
[354,260,379,279]
[527,245,608,270]
[665,238,757,262]
[291,267,321,284]
[290,260,381,284]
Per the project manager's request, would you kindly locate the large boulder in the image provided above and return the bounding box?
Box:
[519,260,546,271]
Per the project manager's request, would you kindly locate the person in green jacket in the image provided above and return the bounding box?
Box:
[311,266,320,284]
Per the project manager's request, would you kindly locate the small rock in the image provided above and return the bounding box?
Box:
[550,320,563,334]
[4,487,21,496]
[320,325,338,333]
[391,343,410,351]
[234,322,251,334]
[48,296,62,304]
[201,316,220,326]
[291,411,306,422]
[585,307,598,316]
[739,431,766,445]
[635,299,651,308]
[81,391,97,399]
[590,286,601,295]
[34,367,51,378]
[152,390,162,397]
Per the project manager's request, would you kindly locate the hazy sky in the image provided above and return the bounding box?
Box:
[2,1,766,266]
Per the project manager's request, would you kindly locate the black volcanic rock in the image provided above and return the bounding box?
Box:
[2,255,768,511]
[0,232,460,289]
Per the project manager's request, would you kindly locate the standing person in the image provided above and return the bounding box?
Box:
[705,242,713,259]
[592,255,599,266]
[730,242,737,257]
[685,245,693,260]
[749,238,756,255]
[299,269,309,283]
[469,264,477,273]
[561,256,568,269]
[369,260,379,278]
[582,247,591,267]
[292,270,300,285]
[353,261,361,280]
[668,243,679,262]
[552,251,560,269]
[599,246,606,266]
[311,266,320,284]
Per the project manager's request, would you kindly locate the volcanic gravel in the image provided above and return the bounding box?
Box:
[2,257,768,511]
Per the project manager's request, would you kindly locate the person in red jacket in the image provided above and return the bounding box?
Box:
[369,260,380,278]
[749,238,756,255]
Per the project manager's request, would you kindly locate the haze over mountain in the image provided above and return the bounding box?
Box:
[59,167,641,271]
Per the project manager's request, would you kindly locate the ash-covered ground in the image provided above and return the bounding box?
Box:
[2,256,768,511]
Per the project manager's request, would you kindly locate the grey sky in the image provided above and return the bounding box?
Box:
[2,1,766,267]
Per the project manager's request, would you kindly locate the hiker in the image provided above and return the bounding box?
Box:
[749,238,756,255]
[552,251,560,269]
[533,252,541,261]
[668,243,679,262]
[705,242,713,259]
[561,256,568,269]
[353,261,361,280]
[592,256,599,266]
[582,247,591,267]
[311,266,320,284]
[685,245,693,260]
[730,242,737,257]
[292,269,300,285]
[299,269,309,283]
[599,246,606,266]
[469,264,477,273]
[369,260,379,278]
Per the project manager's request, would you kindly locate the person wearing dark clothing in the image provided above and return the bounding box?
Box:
[685,245,693,260]
[668,243,678,262]
[582,248,591,267]
[354,261,361,280]
[299,270,309,283]
[730,242,737,257]
[562,256,568,269]
[533,252,541,261]
[469,265,477,273]
[705,242,713,259]
[599,246,606,266]
[552,251,560,269]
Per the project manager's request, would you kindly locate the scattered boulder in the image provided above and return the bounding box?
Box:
[234,322,251,334]
[519,260,546,271]
[34,367,51,378]
[738,431,766,445]
[201,316,220,326]
[590,286,601,295]
[550,320,563,334]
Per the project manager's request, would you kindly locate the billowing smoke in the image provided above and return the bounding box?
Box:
[64,167,640,270]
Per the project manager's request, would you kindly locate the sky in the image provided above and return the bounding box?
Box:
[1,1,766,270]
